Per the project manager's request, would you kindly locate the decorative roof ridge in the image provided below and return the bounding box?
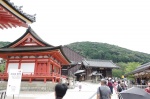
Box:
[27,27,54,47]
[3,0,36,22]
[2,27,53,48]
[85,59,113,62]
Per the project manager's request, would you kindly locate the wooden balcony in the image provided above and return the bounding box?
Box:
[0,72,62,83]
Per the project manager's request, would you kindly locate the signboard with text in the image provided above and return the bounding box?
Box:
[6,69,22,95]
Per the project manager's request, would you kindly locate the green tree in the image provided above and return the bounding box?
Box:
[67,41,150,63]
[112,69,123,78]
[112,62,141,78]
[125,62,141,79]
[125,62,141,74]
[0,63,5,72]
[112,62,127,78]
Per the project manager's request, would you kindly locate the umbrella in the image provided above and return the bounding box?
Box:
[119,87,150,99]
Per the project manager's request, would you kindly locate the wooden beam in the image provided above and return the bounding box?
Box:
[11,23,17,28]
[5,23,12,28]
[0,25,3,29]
[0,23,8,29]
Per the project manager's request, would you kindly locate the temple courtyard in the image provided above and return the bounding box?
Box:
[6,82,118,99]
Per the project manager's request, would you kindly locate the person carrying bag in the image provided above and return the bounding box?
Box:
[97,79,112,99]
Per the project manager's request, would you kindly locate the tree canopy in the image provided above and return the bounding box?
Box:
[67,41,150,63]
[0,41,10,48]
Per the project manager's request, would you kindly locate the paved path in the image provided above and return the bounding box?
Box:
[6,82,118,99]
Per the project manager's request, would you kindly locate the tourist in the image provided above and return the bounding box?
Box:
[145,81,150,94]
[117,81,123,92]
[107,79,113,94]
[120,80,125,90]
[78,80,82,91]
[55,83,68,99]
[124,80,128,90]
[113,80,118,93]
[97,79,111,99]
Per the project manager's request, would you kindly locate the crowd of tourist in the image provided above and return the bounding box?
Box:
[96,77,150,99]
[54,77,150,99]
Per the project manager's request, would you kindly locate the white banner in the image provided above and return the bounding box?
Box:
[6,69,22,95]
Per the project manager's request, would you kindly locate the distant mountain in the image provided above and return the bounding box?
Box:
[67,41,150,63]
[0,41,10,48]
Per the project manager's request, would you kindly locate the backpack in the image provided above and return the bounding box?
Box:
[117,85,122,92]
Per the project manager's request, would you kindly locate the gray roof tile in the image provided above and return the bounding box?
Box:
[82,59,118,68]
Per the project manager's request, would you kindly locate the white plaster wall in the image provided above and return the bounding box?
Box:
[21,63,35,74]
[7,63,19,73]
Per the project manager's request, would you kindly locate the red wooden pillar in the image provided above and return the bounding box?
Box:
[52,72,54,83]
[47,59,50,74]
[34,59,38,75]
[18,58,21,69]
[29,78,32,83]
[44,78,46,83]
[52,62,54,82]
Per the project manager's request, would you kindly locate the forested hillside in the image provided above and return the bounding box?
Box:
[0,41,10,48]
[67,41,150,63]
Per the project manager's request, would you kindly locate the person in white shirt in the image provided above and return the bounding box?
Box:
[78,81,82,91]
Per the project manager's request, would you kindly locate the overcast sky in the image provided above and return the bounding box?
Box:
[1,0,150,54]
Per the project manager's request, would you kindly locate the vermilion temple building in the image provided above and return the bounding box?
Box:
[0,27,70,83]
[0,0,35,29]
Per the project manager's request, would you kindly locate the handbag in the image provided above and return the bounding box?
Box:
[99,87,103,99]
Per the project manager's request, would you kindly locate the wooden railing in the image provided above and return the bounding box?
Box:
[0,72,61,77]
[0,72,62,83]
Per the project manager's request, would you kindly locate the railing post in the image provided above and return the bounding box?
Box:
[44,78,46,83]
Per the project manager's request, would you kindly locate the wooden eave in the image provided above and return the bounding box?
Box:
[0,0,35,29]
[0,46,70,65]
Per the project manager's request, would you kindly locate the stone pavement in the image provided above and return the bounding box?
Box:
[6,82,118,99]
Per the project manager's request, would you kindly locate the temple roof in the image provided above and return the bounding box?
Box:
[0,27,70,64]
[0,0,36,29]
[82,59,118,68]
[0,46,61,52]
[3,0,35,22]
[62,46,85,63]
[125,62,150,76]
[3,27,53,48]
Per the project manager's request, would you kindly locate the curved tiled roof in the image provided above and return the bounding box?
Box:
[82,59,119,68]
[3,0,36,22]
[0,46,61,52]
[3,27,53,48]
[0,45,71,64]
